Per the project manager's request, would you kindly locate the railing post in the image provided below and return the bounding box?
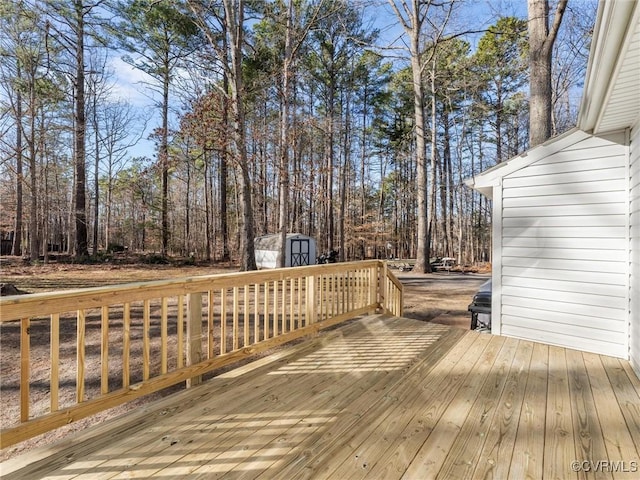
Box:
[20,318,30,423]
[381,261,388,313]
[186,292,203,388]
[306,275,316,325]
[370,264,378,314]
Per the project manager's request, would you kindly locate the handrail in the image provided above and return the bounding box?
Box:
[0,260,402,448]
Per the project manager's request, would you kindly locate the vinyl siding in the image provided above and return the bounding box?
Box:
[499,130,629,358]
[630,123,640,374]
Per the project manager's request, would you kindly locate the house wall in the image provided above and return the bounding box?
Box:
[630,122,640,373]
[498,130,629,358]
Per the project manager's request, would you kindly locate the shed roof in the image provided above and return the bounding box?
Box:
[254,233,314,250]
[465,0,639,198]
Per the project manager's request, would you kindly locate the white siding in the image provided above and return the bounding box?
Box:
[499,131,629,357]
[630,123,640,374]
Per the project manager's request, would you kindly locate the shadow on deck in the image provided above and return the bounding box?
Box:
[2,314,640,479]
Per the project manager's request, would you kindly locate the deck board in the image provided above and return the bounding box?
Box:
[509,341,549,480]
[435,335,518,480]
[251,321,469,480]
[565,348,612,480]
[544,346,577,480]
[472,339,534,480]
[2,314,639,480]
[599,355,640,454]
[401,335,506,479]
[583,353,640,471]
[319,328,482,480]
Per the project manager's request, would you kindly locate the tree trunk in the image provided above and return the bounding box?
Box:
[223,0,256,271]
[220,68,230,262]
[28,91,38,262]
[92,93,99,256]
[528,0,567,147]
[387,0,452,273]
[73,0,88,258]
[106,170,113,250]
[184,153,191,256]
[277,0,294,268]
[204,149,212,261]
[12,62,23,256]
[495,80,504,161]
[160,51,170,256]
[410,35,429,273]
[359,84,367,260]
[427,62,438,266]
[339,88,351,262]
[327,82,335,254]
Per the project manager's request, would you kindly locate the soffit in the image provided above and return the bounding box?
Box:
[579,1,640,133]
[595,12,640,133]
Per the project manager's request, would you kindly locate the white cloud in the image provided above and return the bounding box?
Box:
[108,56,157,108]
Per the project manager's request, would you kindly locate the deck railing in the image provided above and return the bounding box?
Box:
[0,260,402,448]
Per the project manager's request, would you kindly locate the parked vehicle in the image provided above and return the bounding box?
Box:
[387,259,415,271]
[468,279,491,331]
[430,257,456,271]
[317,250,339,264]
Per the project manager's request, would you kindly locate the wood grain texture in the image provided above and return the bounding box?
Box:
[3,316,639,480]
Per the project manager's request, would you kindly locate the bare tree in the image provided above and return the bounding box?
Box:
[0,0,61,261]
[99,100,145,250]
[274,0,326,267]
[111,0,200,256]
[388,0,454,273]
[549,1,595,136]
[45,0,110,258]
[72,0,89,257]
[0,1,26,256]
[222,0,256,270]
[187,0,257,270]
[86,51,109,256]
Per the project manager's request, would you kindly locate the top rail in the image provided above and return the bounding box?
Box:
[0,261,374,322]
[0,260,402,448]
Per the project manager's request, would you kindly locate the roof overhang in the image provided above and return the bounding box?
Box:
[464,128,590,199]
[577,0,640,133]
[467,0,639,199]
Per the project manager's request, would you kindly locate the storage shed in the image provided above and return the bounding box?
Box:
[466,0,639,376]
[255,233,316,269]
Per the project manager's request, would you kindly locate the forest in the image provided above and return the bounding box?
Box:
[0,0,595,271]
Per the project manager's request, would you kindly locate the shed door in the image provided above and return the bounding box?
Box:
[290,239,310,266]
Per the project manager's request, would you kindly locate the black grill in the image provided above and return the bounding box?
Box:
[468,279,491,330]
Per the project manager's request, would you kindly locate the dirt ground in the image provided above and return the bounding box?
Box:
[397,271,490,329]
[0,259,489,462]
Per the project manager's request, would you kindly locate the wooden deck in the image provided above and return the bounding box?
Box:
[2,314,640,479]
